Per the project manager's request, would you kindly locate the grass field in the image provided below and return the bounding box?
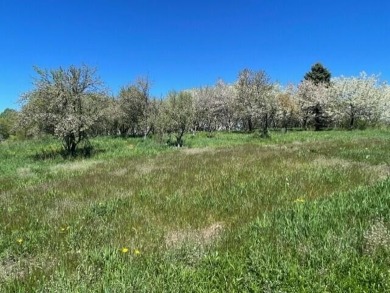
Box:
[1,130,390,292]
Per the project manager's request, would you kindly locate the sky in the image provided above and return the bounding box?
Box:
[1,0,389,112]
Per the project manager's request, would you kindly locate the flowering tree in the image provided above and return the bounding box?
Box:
[236,69,275,136]
[117,77,152,137]
[89,96,120,136]
[332,73,387,129]
[380,84,390,125]
[157,91,194,147]
[300,63,334,130]
[19,65,107,156]
[191,79,237,134]
[297,80,335,130]
[192,86,216,133]
[275,84,300,131]
[213,79,238,131]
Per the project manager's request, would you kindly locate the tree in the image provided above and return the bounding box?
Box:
[236,69,275,137]
[192,86,215,133]
[301,63,333,130]
[332,73,388,129]
[381,84,390,125]
[275,84,299,132]
[0,108,18,140]
[304,63,331,85]
[297,80,336,131]
[89,95,119,136]
[117,77,152,137]
[19,65,107,156]
[213,79,238,131]
[157,91,194,147]
[191,79,237,134]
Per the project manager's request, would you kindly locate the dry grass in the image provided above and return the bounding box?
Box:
[0,255,53,282]
[136,161,158,175]
[363,218,390,255]
[165,222,224,248]
[180,147,215,155]
[47,198,85,220]
[16,167,34,178]
[51,160,102,173]
[313,156,390,182]
[0,258,26,282]
[111,168,128,177]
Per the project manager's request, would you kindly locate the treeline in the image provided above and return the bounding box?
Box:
[1,63,389,155]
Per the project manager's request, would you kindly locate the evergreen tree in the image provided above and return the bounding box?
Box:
[302,63,332,130]
[304,63,331,86]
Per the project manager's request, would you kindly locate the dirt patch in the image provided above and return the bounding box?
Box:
[0,257,26,281]
[0,255,53,282]
[165,222,224,248]
[363,218,390,255]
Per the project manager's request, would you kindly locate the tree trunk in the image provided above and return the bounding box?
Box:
[261,113,269,138]
[247,118,253,132]
[349,104,355,130]
[314,104,322,131]
[176,128,185,147]
[282,110,288,133]
[63,133,77,156]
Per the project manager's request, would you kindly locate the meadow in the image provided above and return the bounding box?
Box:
[1,130,390,292]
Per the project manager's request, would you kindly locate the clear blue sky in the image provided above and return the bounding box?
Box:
[1,0,389,112]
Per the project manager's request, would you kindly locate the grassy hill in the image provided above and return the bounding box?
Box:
[1,130,390,292]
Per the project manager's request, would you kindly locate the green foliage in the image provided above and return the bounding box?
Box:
[0,108,18,140]
[304,62,332,85]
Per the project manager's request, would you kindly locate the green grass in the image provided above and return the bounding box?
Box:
[1,129,390,291]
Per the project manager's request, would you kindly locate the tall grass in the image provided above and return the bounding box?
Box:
[0,130,389,291]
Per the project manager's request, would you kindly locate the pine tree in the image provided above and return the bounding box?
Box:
[302,63,332,130]
[304,63,331,86]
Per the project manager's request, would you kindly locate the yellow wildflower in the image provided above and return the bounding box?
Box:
[134,249,140,255]
[121,247,129,253]
[294,198,305,203]
[60,226,70,232]
[16,238,23,244]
